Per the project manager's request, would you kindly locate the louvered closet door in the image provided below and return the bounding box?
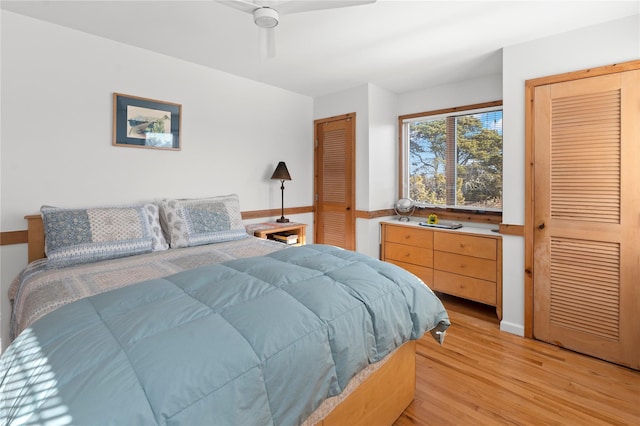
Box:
[533,71,640,369]
[315,114,355,250]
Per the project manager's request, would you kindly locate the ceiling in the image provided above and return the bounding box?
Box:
[2,0,638,97]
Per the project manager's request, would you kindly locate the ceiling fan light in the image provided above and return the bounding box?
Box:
[253,7,279,28]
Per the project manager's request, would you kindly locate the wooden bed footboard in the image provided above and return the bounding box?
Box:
[319,340,416,426]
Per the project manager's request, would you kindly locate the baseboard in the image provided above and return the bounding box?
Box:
[500,320,524,336]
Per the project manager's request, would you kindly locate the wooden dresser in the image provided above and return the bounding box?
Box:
[381,221,502,319]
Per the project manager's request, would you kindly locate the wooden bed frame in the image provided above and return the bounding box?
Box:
[24,214,417,425]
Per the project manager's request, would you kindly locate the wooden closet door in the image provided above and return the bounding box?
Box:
[533,70,639,369]
[314,113,356,250]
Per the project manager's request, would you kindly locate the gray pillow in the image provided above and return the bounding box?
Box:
[158,194,247,248]
[41,203,168,269]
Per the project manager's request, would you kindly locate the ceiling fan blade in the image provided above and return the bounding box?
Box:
[219,0,374,61]
[217,0,259,14]
[259,27,276,60]
[277,0,376,15]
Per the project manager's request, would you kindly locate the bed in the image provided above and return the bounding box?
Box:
[0,195,450,425]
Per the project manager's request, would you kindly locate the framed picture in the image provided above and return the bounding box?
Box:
[112,93,181,150]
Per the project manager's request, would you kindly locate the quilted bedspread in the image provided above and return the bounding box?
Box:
[0,244,449,425]
[9,235,286,340]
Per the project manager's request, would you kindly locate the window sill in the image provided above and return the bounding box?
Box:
[412,206,502,225]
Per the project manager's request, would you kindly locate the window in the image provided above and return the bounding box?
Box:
[400,103,503,212]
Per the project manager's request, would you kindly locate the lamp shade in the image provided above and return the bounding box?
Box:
[271,162,291,181]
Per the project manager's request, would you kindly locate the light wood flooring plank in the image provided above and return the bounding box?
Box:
[395,295,640,426]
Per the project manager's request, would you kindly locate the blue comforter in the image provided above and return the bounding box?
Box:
[0,244,449,425]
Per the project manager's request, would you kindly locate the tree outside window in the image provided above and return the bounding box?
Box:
[404,108,503,211]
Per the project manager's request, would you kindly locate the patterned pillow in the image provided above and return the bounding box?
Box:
[158,194,247,248]
[42,203,169,269]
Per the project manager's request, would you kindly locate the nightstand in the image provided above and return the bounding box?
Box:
[245,222,307,246]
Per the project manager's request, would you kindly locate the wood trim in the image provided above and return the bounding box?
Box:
[358,207,501,225]
[415,208,501,225]
[496,237,503,320]
[0,230,28,246]
[525,59,640,87]
[399,100,503,122]
[5,206,500,249]
[312,112,354,124]
[498,224,524,236]
[523,59,640,339]
[241,206,314,220]
[398,115,404,198]
[355,209,395,219]
[524,77,536,339]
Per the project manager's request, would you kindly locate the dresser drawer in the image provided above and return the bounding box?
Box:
[386,259,434,287]
[434,251,496,282]
[434,270,496,305]
[384,224,433,248]
[385,242,433,268]
[434,232,497,260]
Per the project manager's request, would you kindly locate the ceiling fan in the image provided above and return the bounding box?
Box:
[219,0,376,59]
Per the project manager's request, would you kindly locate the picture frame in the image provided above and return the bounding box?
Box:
[112,93,181,150]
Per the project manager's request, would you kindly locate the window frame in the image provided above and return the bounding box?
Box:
[397,100,503,221]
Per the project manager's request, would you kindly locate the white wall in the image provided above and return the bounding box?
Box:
[500,14,639,335]
[398,72,503,115]
[368,85,398,212]
[313,84,370,210]
[357,85,398,258]
[0,11,314,348]
[313,83,399,258]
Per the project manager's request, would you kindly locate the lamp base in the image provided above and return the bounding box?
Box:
[276,218,289,223]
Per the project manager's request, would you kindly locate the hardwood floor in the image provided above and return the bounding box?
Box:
[395,294,640,425]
